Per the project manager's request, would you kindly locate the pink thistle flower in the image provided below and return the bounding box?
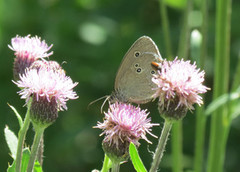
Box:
[9,35,53,59]
[96,102,158,148]
[13,64,78,124]
[14,67,78,111]
[152,57,209,119]
[9,35,53,80]
[95,102,158,162]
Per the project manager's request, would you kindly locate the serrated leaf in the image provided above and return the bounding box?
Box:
[8,103,23,128]
[4,126,18,159]
[205,92,240,116]
[7,161,15,172]
[129,142,147,172]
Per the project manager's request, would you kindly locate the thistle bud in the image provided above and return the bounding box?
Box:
[8,35,53,80]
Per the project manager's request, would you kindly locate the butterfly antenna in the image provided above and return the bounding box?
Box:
[88,95,110,110]
[101,96,110,113]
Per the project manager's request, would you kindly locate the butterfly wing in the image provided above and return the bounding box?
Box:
[114,36,162,104]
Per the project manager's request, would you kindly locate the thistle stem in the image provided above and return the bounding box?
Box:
[149,120,172,172]
[15,101,32,172]
[111,162,120,172]
[37,134,44,166]
[27,124,45,172]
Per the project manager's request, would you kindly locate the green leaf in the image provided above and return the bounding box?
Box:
[129,142,147,172]
[205,92,240,116]
[8,103,23,128]
[4,126,18,159]
[21,148,31,171]
[101,154,112,172]
[34,161,43,172]
[7,161,15,172]
[7,148,43,172]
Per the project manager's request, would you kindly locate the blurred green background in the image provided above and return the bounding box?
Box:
[0,0,239,171]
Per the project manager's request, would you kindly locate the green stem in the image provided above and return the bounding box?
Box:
[214,57,240,172]
[177,0,191,59]
[193,107,206,172]
[199,0,208,69]
[111,162,120,172]
[149,120,172,172]
[159,0,173,59]
[101,154,112,172]
[15,101,32,172]
[37,134,44,166]
[193,0,208,171]
[171,121,183,172]
[207,0,231,171]
[27,125,45,172]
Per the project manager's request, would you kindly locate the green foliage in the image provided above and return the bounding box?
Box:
[33,161,43,172]
[4,126,18,160]
[129,143,147,172]
[205,91,240,116]
[7,148,43,172]
[101,154,112,172]
[8,103,23,128]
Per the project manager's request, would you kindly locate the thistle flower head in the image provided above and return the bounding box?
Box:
[9,35,53,80]
[95,102,158,162]
[152,57,209,120]
[96,102,158,147]
[14,66,78,111]
[13,63,78,125]
[9,35,53,59]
